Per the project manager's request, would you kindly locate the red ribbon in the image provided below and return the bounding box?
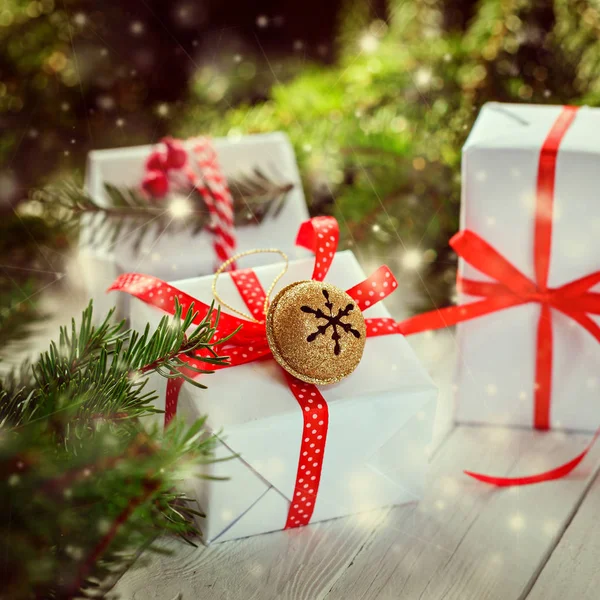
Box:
[109,216,400,528]
[398,105,600,486]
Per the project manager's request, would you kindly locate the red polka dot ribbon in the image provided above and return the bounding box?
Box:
[346,266,398,312]
[230,269,267,322]
[296,216,340,281]
[282,372,328,528]
[109,216,400,529]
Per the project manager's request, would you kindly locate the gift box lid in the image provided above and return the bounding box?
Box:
[460,102,600,289]
[464,102,600,154]
[129,250,438,511]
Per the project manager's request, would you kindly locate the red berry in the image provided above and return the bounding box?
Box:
[146,150,168,172]
[163,137,188,169]
[142,169,169,198]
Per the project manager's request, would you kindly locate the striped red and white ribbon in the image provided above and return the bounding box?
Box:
[188,138,237,270]
[144,136,237,271]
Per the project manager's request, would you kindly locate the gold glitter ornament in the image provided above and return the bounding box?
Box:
[266,280,366,385]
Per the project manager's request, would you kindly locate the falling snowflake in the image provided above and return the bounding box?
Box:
[301,289,361,356]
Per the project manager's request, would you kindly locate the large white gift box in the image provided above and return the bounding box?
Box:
[455,102,600,432]
[79,132,310,320]
[129,251,437,543]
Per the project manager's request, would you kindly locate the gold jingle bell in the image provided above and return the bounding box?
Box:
[266,280,366,385]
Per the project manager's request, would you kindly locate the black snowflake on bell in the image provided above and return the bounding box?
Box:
[301,289,361,355]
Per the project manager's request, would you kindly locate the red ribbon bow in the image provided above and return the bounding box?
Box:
[399,105,600,486]
[400,229,600,427]
[109,216,400,527]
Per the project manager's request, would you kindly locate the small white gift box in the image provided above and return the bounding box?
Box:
[129,251,437,543]
[455,103,600,432]
[79,132,310,320]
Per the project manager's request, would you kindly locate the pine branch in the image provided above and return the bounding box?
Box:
[0,299,230,442]
[0,418,220,599]
[0,299,234,598]
[40,168,294,253]
[69,478,161,597]
[229,166,295,226]
[43,181,183,254]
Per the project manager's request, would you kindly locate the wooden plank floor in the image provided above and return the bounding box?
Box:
[527,462,600,600]
[113,426,600,600]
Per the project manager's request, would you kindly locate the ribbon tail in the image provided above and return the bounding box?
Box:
[345,266,398,311]
[164,354,213,427]
[556,271,600,299]
[465,428,600,487]
[295,216,339,281]
[451,230,538,296]
[559,292,600,315]
[397,296,524,335]
[163,346,272,426]
[107,273,251,336]
[557,307,600,343]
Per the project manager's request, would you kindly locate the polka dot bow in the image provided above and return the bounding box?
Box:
[109,216,400,530]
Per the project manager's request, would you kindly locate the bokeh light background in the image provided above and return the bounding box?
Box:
[2,0,600,330]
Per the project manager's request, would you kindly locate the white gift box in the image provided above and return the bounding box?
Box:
[129,251,437,543]
[79,133,310,320]
[455,103,600,432]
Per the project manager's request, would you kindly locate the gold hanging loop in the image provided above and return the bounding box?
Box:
[212,249,289,323]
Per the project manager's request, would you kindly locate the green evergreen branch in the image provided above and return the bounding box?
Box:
[40,169,294,253]
[69,477,162,597]
[0,299,235,598]
[1,418,220,598]
[0,299,231,440]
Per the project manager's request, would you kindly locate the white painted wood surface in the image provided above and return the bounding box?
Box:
[527,462,600,600]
